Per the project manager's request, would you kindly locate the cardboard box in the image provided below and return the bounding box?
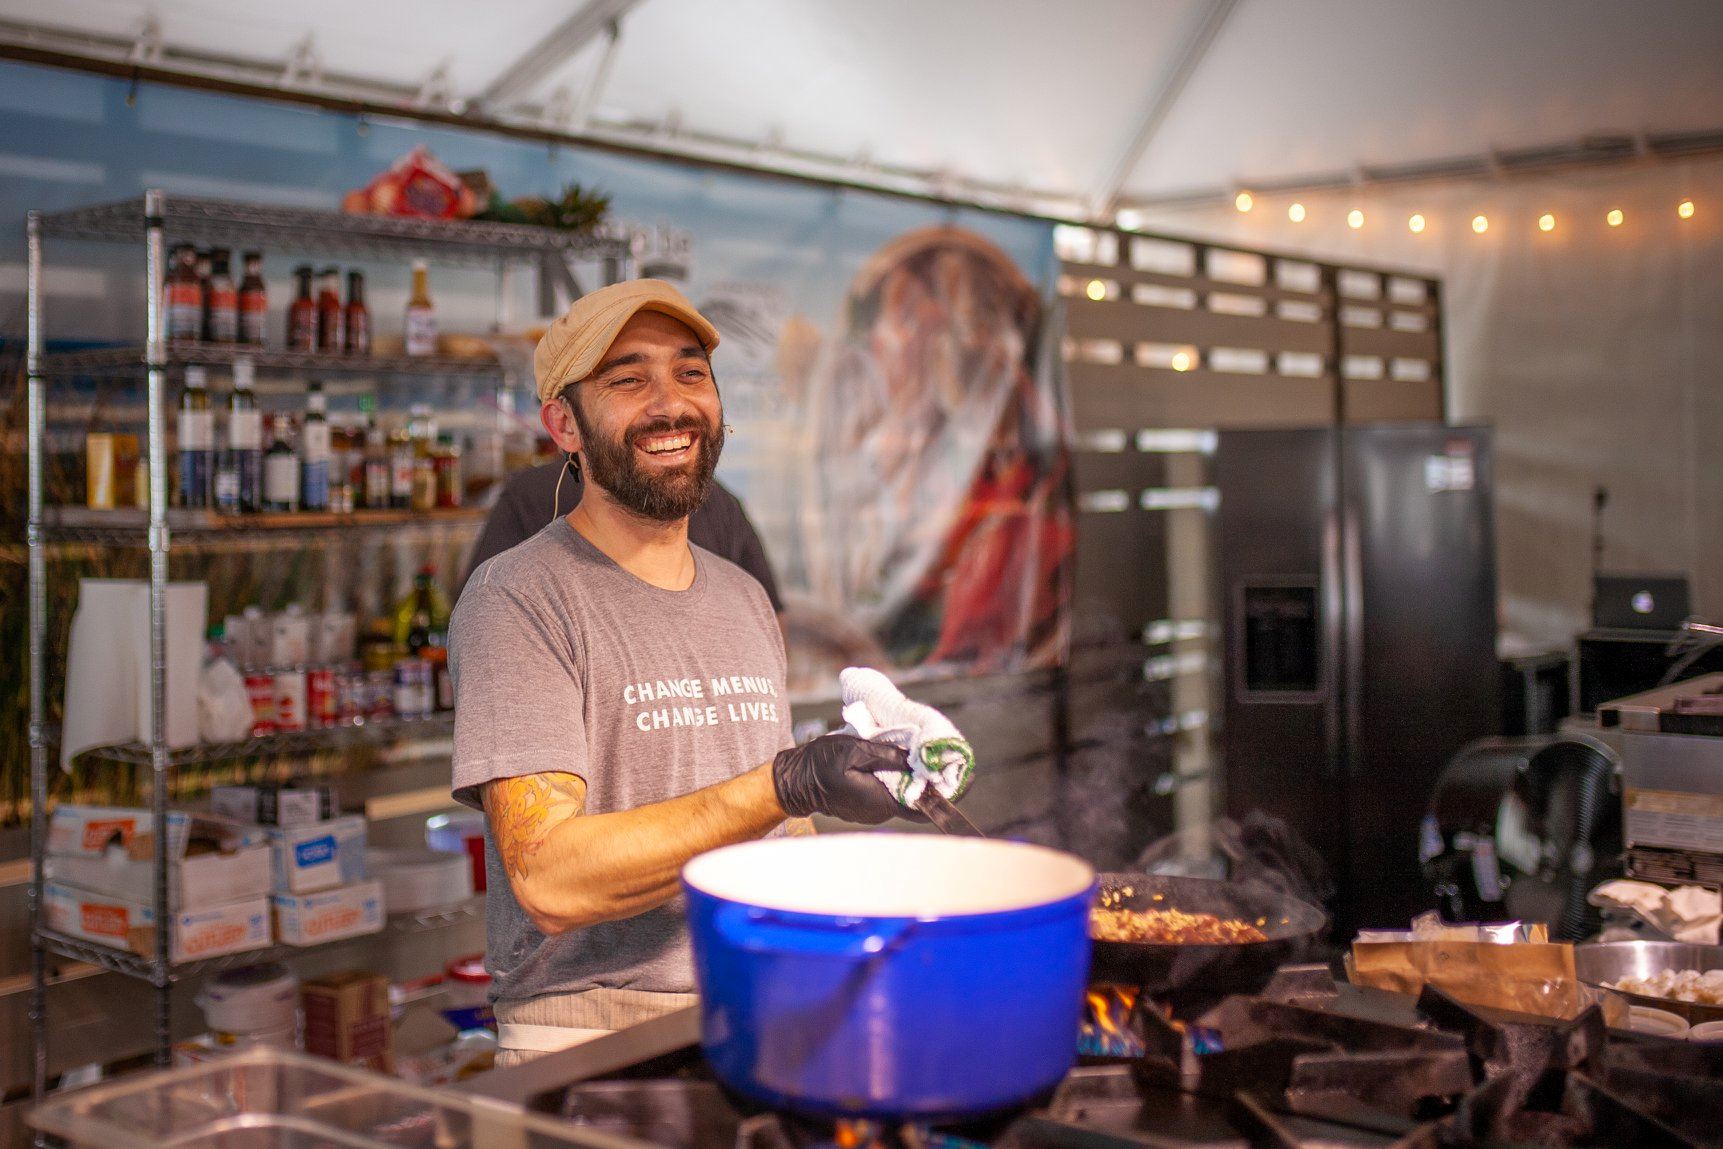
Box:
[46,806,191,860]
[212,783,339,827]
[302,970,392,1072]
[269,815,367,893]
[43,882,270,963]
[45,843,272,908]
[272,880,384,946]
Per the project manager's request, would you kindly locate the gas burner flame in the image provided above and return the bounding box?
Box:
[1078,985,1145,1057]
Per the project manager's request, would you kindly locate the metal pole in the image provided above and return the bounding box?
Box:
[26,209,50,1107]
[143,189,173,1063]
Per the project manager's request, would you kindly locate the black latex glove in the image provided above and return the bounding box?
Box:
[772,734,928,825]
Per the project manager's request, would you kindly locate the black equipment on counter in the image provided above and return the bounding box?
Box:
[1216,425,1499,936]
[1421,735,1621,940]
[1593,572,1691,631]
[1576,627,1723,713]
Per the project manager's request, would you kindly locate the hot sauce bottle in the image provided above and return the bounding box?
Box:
[287,266,317,352]
[344,271,371,356]
[204,248,239,343]
[164,244,203,346]
[238,251,268,346]
[315,267,345,354]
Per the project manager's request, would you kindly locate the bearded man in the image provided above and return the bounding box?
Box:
[449,281,916,1065]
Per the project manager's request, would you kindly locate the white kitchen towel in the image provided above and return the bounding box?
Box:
[61,579,145,769]
[837,666,975,808]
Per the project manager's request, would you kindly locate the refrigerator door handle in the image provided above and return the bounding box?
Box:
[1321,508,1344,768]
[1341,505,1365,776]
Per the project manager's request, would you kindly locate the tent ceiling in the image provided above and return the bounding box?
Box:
[2,0,1721,217]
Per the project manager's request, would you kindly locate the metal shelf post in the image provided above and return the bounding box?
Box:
[26,209,49,1105]
[144,189,174,1063]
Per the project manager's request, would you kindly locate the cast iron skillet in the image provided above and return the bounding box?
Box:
[1089,872,1328,996]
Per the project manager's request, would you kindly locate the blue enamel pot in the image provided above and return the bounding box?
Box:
[682,834,1096,1121]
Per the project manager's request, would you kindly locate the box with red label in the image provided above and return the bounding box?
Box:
[271,880,384,946]
[42,882,271,963]
[45,806,192,860]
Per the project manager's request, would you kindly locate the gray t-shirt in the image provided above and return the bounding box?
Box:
[449,518,792,1002]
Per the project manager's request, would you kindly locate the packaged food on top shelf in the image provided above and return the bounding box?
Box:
[272,880,384,946]
[211,782,339,828]
[341,146,478,220]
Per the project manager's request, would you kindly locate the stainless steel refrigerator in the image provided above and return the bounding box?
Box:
[1215,425,1498,934]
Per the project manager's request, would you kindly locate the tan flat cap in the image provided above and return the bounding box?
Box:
[532,279,721,403]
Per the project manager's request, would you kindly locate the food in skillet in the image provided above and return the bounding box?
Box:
[1609,968,1723,1005]
[1090,886,1269,944]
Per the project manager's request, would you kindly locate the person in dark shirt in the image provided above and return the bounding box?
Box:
[463,458,783,612]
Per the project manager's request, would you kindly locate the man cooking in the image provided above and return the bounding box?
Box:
[449,280,921,1065]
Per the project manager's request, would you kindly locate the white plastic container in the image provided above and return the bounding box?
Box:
[1628,1005,1690,1038]
[1686,1019,1723,1042]
[366,848,471,913]
[196,962,299,1035]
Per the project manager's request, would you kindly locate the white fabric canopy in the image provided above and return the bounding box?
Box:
[1,0,1720,214]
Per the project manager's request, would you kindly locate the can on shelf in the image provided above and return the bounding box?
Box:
[306,667,338,728]
[272,667,308,733]
[365,668,396,722]
[394,658,432,720]
[244,671,276,737]
[335,665,365,726]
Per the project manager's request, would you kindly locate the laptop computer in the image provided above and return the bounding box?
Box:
[1593,573,1691,631]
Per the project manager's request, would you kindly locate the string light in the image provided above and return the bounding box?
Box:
[1288,202,1306,223]
[1408,213,1427,234]
[1678,200,1695,219]
[1607,208,1624,228]
[1347,209,1364,229]
[1538,213,1556,232]
[1235,191,1254,213]
[1085,279,1107,301]
[1170,351,1194,372]
[1471,215,1489,234]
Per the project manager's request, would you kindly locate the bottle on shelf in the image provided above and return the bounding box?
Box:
[204,248,238,343]
[403,260,438,357]
[433,434,463,509]
[228,357,263,513]
[177,366,214,508]
[388,423,415,510]
[287,265,317,352]
[361,397,390,510]
[408,403,438,512]
[345,270,371,356]
[262,414,301,513]
[164,244,203,346]
[214,427,239,513]
[392,567,452,654]
[238,251,268,346]
[301,382,332,512]
[315,267,345,354]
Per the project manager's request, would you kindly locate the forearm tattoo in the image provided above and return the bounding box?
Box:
[485,773,587,881]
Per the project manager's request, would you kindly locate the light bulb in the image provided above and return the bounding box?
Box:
[1678,200,1695,220]
[1170,351,1193,372]
[1086,279,1107,301]
[1538,213,1556,233]
[1471,215,1489,234]
[1235,191,1254,213]
[1607,208,1624,228]
[1288,202,1306,223]
[1408,213,1427,234]
[1347,209,1364,229]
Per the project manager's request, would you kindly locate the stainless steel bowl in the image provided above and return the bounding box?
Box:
[1575,941,1723,1026]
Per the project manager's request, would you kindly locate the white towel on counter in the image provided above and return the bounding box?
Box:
[837,666,976,808]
